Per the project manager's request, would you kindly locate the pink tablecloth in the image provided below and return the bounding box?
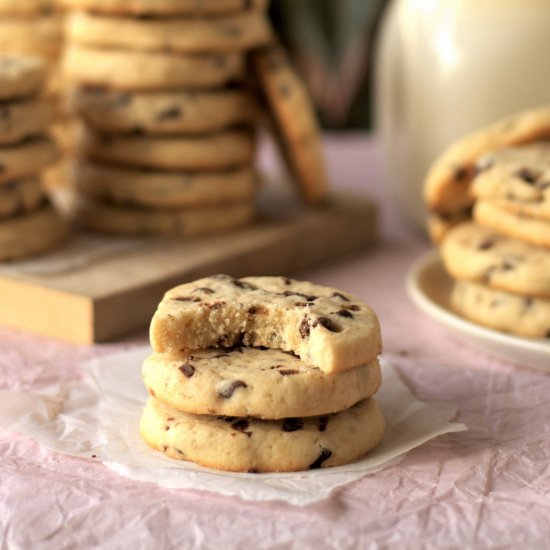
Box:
[2,135,550,548]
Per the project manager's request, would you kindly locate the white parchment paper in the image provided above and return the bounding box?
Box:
[0,347,466,505]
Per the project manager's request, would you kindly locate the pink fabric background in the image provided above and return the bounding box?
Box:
[1,136,550,548]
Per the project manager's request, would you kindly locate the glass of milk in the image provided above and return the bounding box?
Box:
[375,0,550,232]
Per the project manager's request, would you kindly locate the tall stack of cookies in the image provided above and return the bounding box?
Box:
[0,55,68,261]
[59,0,274,237]
[424,106,550,338]
[140,275,385,473]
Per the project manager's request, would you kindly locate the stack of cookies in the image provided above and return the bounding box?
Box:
[140,275,385,473]
[0,55,68,261]
[59,0,274,237]
[424,106,550,338]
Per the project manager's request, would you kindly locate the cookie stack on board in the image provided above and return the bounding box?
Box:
[0,55,68,261]
[140,275,385,473]
[424,106,550,338]
[59,0,275,237]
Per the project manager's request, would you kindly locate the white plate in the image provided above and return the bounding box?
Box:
[406,249,550,372]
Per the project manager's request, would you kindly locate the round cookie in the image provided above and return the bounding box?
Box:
[441,222,550,298]
[0,177,46,219]
[72,160,258,208]
[473,200,550,249]
[60,0,268,16]
[76,126,255,171]
[150,275,382,375]
[69,87,259,135]
[140,396,385,473]
[0,55,47,100]
[424,106,550,242]
[0,136,58,183]
[0,203,69,261]
[63,44,244,91]
[0,97,54,145]
[472,143,550,221]
[142,349,382,419]
[67,10,272,54]
[252,43,329,205]
[76,196,255,237]
[0,0,54,15]
[451,279,550,339]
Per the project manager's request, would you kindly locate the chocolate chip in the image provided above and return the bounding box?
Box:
[157,106,182,121]
[202,301,226,310]
[248,468,258,473]
[514,168,539,184]
[233,279,257,290]
[165,425,170,431]
[282,418,303,432]
[282,290,318,301]
[248,305,267,316]
[312,317,342,333]
[172,296,202,302]
[309,447,332,469]
[478,237,497,250]
[194,287,214,294]
[219,380,247,398]
[336,309,354,318]
[213,353,230,359]
[243,0,252,8]
[231,419,252,436]
[179,363,195,378]
[524,297,534,309]
[279,369,299,376]
[318,416,329,432]
[331,291,350,302]
[282,277,292,285]
[148,387,156,397]
[453,165,468,182]
[299,316,310,338]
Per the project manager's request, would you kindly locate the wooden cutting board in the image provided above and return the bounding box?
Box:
[0,189,377,343]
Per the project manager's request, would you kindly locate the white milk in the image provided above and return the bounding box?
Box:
[375,0,550,231]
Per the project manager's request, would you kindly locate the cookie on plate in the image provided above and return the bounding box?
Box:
[252,43,329,205]
[150,275,382,374]
[60,0,268,16]
[76,196,255,236]
[451,279,550,338]
[140,395,385,472]
[471,143,550,221]
[0,202,69,261]
[424,105,550,241]
[142,348,382,419]
[72,160,258,209]
[76,125,255,171]
[473,200,550,249]
[69,87,259,136]
[441,222,550,298]
[66,10,272,54]
[63,44,245,91]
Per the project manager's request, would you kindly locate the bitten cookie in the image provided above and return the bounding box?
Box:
[67,10,272,53]
[0,55,47,100]
[63,44,244,91]
[142,348,382,419]
[140,396,385,472]
[424,105,550,241]
[60,0,268,16]
[451,279,550,338]
[0,203,68,261]
[0,177,46,219]
[70,87,259,135]
[76,126,255,171]
[252,43,329,205]
[0,97,54,145]
[0,136,58,183]
[473,200,550,249]
[150,275,382,374]
[471,143,550,221]
[76,196,255,237]
[72,160,258,208]
[441,222,550,298]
